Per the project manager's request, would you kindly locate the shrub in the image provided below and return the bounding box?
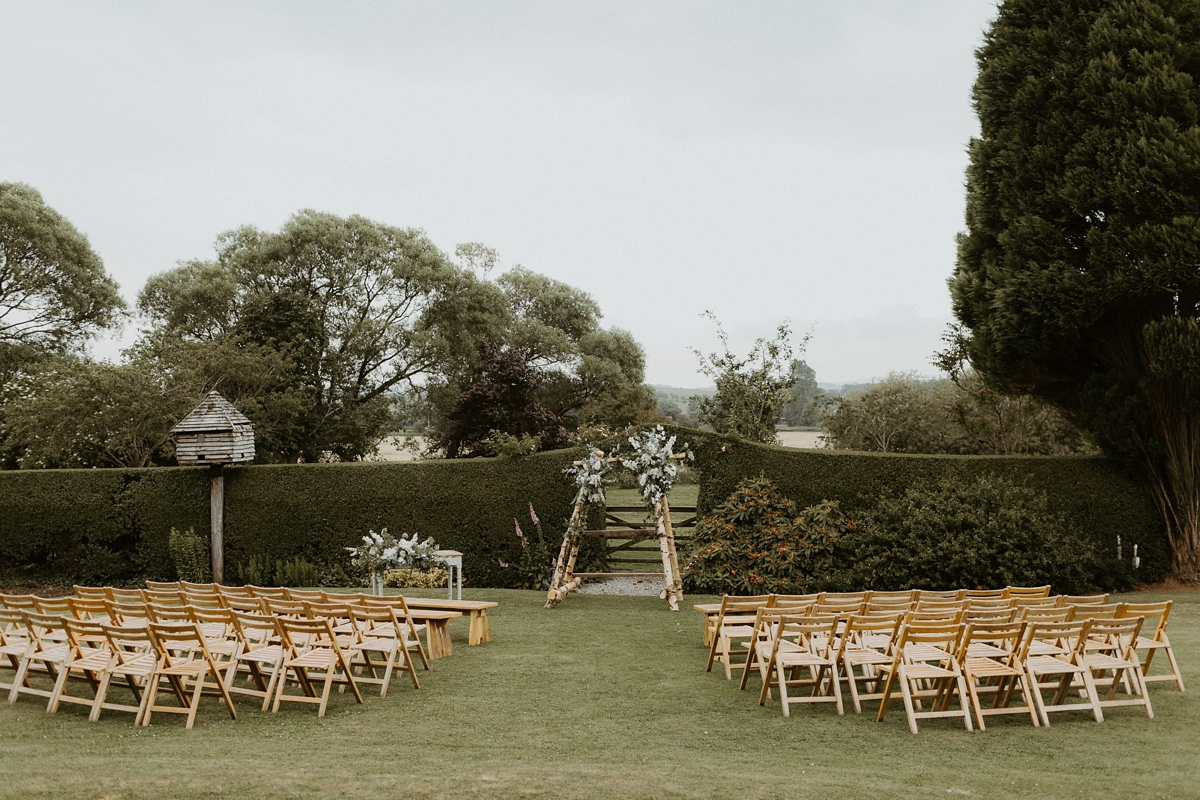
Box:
[274,557,320,587]
[842,475,1099,594]
[383,567,448,589]
[168,527,211,583]
[681,476,857,595]
[236,554,272,586]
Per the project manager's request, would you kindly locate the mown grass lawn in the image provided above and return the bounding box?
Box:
[0,588,1196,799]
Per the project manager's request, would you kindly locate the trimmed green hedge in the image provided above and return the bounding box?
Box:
[0,451,589,588]
[679,428,1169,584]
[0,425,1170,587]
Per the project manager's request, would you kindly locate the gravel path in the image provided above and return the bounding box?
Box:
[576,576,664,596]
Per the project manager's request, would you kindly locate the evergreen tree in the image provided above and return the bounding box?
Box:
[952,0,1200,579]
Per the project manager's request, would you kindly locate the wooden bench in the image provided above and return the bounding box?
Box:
[403,609,462,660]
[403,598,498,647]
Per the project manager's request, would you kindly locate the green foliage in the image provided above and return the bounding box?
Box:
[821,369,1090,455]
[691,315,805,444]
[843,476,1100,594]
[383,567,448,589]
[683,426,1170,584]
[485,430,543,458]
[682,476,856,595]
[952,1,1200,578]
[780,359,820,427]
[507,512,553,591]
[0,182,125,359]
[168,527,212,583]
[0,450,588,589]
[274,557,320,588]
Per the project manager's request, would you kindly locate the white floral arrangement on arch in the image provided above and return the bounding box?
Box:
[563,444,615,507]
[621,425,694,509]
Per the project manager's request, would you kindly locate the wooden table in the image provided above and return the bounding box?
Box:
[403,598,498,647]
[405,609,461,659]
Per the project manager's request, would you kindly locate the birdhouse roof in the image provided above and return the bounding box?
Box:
[171,391,253,435]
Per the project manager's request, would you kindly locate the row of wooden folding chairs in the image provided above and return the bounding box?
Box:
[0,596,430,727]
[724,605,1159,733]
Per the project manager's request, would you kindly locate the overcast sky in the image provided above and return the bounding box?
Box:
[1,1,999,386]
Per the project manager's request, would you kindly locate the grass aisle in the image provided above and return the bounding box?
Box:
[0,590,1196,799]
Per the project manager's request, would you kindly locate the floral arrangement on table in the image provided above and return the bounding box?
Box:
[619,425,694,511]
[347,527,440,594]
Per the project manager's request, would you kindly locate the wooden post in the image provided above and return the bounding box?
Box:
[545,497,585,608]
[210,464,224,584]
[654,496,680,611]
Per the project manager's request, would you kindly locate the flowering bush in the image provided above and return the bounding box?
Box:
[383,567,449,589]
[504,503,554,590]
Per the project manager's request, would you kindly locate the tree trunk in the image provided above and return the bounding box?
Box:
[1134,407,1200,583]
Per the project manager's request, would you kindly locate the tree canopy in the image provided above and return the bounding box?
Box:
[0,183,124,368]
[951,0,1200,579]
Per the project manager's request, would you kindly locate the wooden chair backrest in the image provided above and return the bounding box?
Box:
[1021,605,1074,622]
[0,594,37,610]
[767,593,818,606]
[1005,585,1052,598]
[1086,617,1143,652]
[836,612,904,657]
[217,585,253,599]
[143,589,185,606]
[68,597,110,621]
[145,581,182,591]
[1117,601,1172,640]
[966,598,1015,610]
[964,607,1016,623]
[101,622,155,657]
[180,581,219,592]
[896,620,963,652]
[276,616,340,650]
[1069,603,1121,621]
[1020,620,1091,660]
[0,608,27,638]
[104,600,150,625]
[72,586,109,601]
[1013,596,1059,609]
[146,603,194,623]
[231,611,281,644]
[285,589,327,603]
[916,600,967,613]
[22,610,69,638]
[958,620,1027,661]
[246,586,289,600]
[867,590,918,602]
[962,589,1006,600]
[63,618,107,650]
[916,589,963,602]
[303,601,352,621]
[905,608,965,625]
[822,591,868,604]
[222,596,266,613]
[106,588,145,603]
[866,599,914,613]
[32,596,73,615]
[815,600,864,616]
[263,599,307,617]
[1057,593,1110,606]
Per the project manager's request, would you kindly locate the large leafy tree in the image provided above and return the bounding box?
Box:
[951,0,1200,579]
[0,183,124,369]
[139,211,504,461]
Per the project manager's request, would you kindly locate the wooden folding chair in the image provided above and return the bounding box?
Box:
[758,613,844,717]
[738,607,807,692]
[916,599,967,614]
[68,597,111,624]
[1020,620,1103,726]
[821,591,868,605]
[7,612,72,705]
[92,624,158,723]
[1070,604,1121,621]
[344,604,423,695]
[964,607,1017,623]
[145,580,182,591]
[105,600,151,629]
[706,598,770,680]
[1118,601,1184,691]
[769,593,821,605]
[1013,596,1059,610]
[263,598,308,618]
[46,619,114,716]
[71,586,110,601]
[876,621,972,733]
[181,590,225,610]
[106,588,145,603]
[355,595,430,670]
[272,617,363,717]
[223,596,267,614]
[143,589,185,606]
[179,581,219,593]
[865,599,914,614]
[141,622,237,728]
[1005,585,1052,599]
[227,611,287,710]
[1081,618,1154,719]
[955,621,1038,730]
[835,612,904,714]
[906,608,965,625]
[1021,606,1073,623]
[0,609,31,694]
[146,603,194,624]
[217,585,254,599]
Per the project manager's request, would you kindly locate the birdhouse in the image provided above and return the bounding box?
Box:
[171,391,255,464]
